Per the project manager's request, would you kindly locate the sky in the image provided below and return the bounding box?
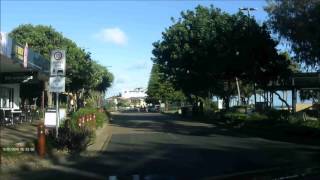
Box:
[1,0,269,98]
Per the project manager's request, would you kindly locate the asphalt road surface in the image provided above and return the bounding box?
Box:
[8,112,320,180]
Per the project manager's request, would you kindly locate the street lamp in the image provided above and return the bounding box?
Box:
[239,7,257,107]
[239,7,257,17]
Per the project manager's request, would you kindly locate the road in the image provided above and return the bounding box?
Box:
[7,112,320,180]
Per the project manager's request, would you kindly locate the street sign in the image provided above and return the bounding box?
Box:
[44,109,57,127]
[49,76,65,92]
[50,50,66,76]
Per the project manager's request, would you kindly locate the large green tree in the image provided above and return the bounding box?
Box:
[146,64,186,106]
[265,0,320,70]
[152,5,292,108]
[9,24,113,93]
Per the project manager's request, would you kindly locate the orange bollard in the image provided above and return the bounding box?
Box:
[37,123,46,158]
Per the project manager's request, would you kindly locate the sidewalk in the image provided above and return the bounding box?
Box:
[84,121,112,155]
[0,121,40,146]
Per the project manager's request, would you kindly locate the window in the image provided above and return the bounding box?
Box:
[0,87,14,108]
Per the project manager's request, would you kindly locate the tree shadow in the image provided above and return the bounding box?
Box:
[5,113,320,180]
[6,138,320,180]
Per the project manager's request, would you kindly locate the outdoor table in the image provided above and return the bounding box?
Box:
[12,109,22,123]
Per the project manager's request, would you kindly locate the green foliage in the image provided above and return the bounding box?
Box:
[46,107,109,153]
[47,126,94,154]
[146,64,186,104]
[116,99,131,107]
[9,24,113,92]
[300,89,320,102]
[203,98,218,112]
[152,5,294,102]
[247,112,268,121]
[265,0,320,69]
[224,112,248,121]
[70,107,107,130]
[266,109,290,121]
[85,90,108,108]
[224,111,268,121]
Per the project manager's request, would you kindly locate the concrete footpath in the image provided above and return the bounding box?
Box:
[84,120,112,155]
[1,120,113,179]
[0,120,39,146]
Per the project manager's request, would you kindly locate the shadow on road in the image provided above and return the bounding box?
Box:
[4,112,320,180]
[110,112,248,138]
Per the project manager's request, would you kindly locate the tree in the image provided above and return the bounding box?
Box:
[265,0,320,70]
[300,90,320,103]
[9,24,113,93]
[151,5,293,109]
[146,64,186,107]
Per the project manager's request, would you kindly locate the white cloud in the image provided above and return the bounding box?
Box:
[95,27,128,46]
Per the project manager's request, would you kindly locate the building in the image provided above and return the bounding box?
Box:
[0,32,50,110]
[121,88,147,108]
[120,87,147,99]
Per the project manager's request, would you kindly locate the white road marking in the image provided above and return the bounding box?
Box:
[109,175,117,180]
[132,174,140,180]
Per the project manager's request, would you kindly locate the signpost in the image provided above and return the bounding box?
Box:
[48,50,66,138]
[50,50,66,76]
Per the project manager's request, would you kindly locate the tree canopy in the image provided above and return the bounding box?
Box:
[151,5,293,105]
[265,0,320,70]
[146,64,186,104]
[9,24,113,93]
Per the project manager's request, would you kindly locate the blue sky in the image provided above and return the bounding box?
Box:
[1,0,269,97]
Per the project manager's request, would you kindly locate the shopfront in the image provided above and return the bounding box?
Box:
[0,32,50,124]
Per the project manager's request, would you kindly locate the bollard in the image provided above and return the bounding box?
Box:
[93,114,96,120]
[37,123,46,158]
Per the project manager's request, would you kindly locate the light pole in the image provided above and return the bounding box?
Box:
[239,7,257,107]
[239,7,257,17]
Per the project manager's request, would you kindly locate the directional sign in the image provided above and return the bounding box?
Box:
[49,76,65,92]
[50,50,66,76]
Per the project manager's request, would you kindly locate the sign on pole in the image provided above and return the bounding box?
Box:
[50,50,66,76]
[49,76,65,93]
[46,49,66,138]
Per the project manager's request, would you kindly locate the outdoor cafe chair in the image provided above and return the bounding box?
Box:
[12,109,23,124]
[1,109,13,126]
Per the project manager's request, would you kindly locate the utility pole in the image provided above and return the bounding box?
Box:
[239,7,257,108]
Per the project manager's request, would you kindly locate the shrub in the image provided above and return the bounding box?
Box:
[248,112,268,121]
[231,105,249,113]
[224,112,248,121]
[69,107,108,130]
[266,109,290,121]
[46,124,94,154]
[203,99,218,112]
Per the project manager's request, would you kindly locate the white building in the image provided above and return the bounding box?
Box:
[121,88,147,99]
[120,88,147,108]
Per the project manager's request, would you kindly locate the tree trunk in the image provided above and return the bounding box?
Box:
[273,90,290,110]
[235,77,241,106]
[224,96,230,110]
[253,83,257,109]
[199,100,204,116]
